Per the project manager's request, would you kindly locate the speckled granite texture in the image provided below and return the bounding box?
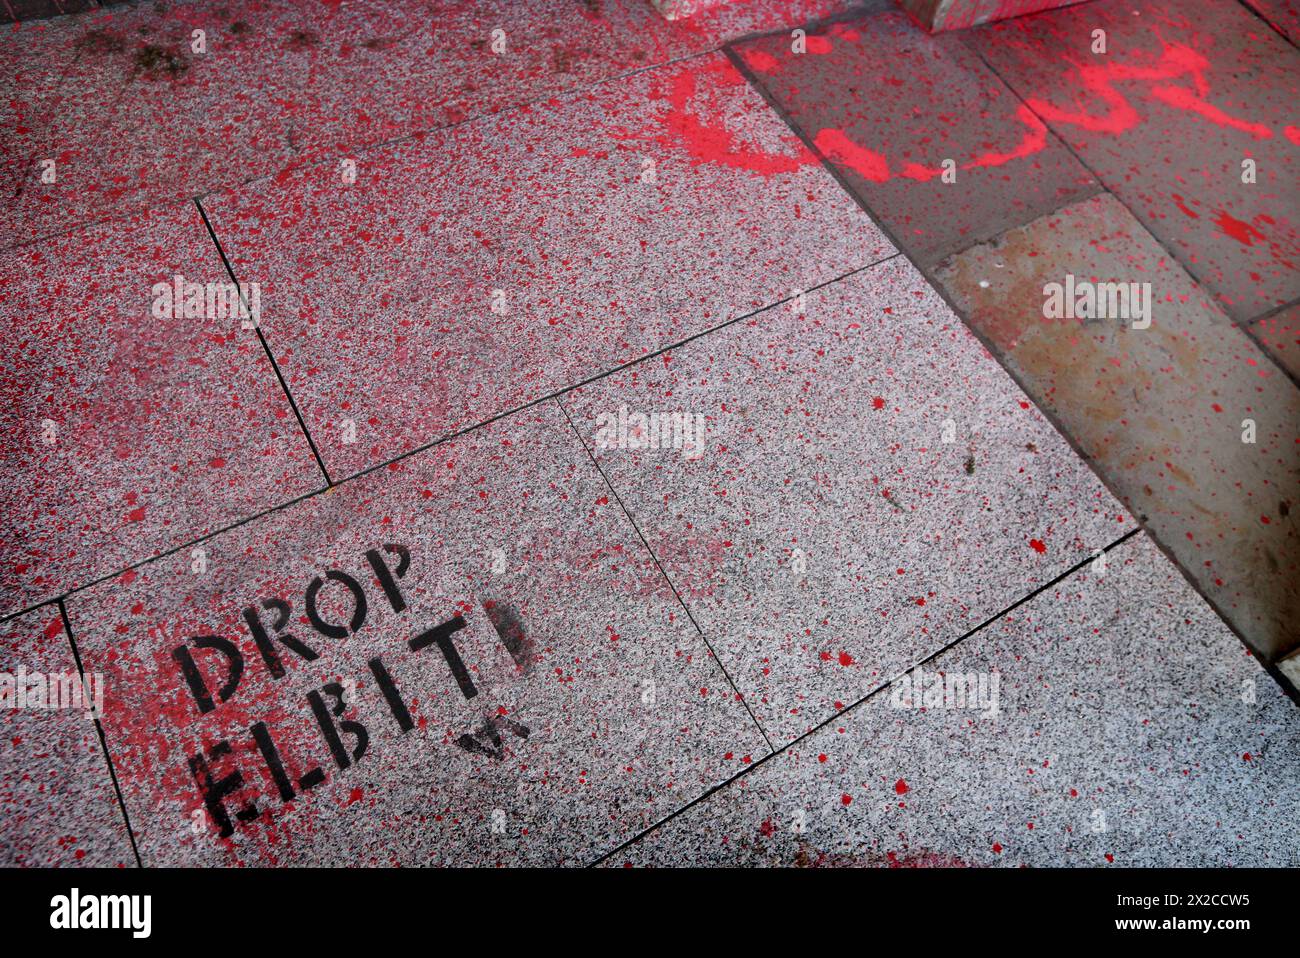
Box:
[605,534,1300,867]
[2,0,1295,868]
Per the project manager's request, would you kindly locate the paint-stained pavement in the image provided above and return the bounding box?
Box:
[603,534,1299,868]
[938,193,1300,667]
[563,257,1131,744]
[1,0,1296,868]
[732,11,1101,265]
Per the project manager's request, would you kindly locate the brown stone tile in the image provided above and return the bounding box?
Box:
[935,192,1300,664]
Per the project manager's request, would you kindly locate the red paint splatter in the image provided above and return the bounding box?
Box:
[1171,193,1200,219]
[964,105,1048,169]
[1212,209,1266,247]
[743,49,781,73]
[631,64,812,177]
[1150,84,1273,139]
[1025,40,1267,141]
[814,127,890,183]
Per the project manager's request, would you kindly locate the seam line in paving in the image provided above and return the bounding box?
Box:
[1247,294,1300,325]
[0,484,328,627]
[56,597,145,869]
[722,27,1108,269]
[554,396,778,754]
[726,33,1292,683]
[194,196,335,487]
[3,39,773,255]
[585,524,1143,867]
[329,255,902,489]
[0,255,899,626]
[1233,0,1300,50]
[1238,294,1300,391]
[2,1,902,255]
[958,23,1298,342]
[922,180,1111,267]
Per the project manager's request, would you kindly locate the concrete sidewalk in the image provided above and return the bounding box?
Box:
[1,0,1296,868]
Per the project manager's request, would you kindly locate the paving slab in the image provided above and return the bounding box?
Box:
[0,16,83,173]
[608,533,1300,867]
[562,256,1132,744]
[1248,302,1300,382]
[3,0,373,246]
[203,49,888,479]
[899,0,1091,32]
[1242,0,1300,46]
[64,403,769,866]
[1,0,872,246]
[733,11,1098,267]
[936,192,1300,666]
[968,0,1300,323]
[0,15,87,229]
[0,204,324,616]
[1,606,136,867]
[3,0,97,22]
[627,0,879,40]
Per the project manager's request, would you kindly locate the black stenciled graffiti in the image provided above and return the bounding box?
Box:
[409,614,475,697]
[167,544,534,840]
[172,545,410,703]
[458,714,531,759]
